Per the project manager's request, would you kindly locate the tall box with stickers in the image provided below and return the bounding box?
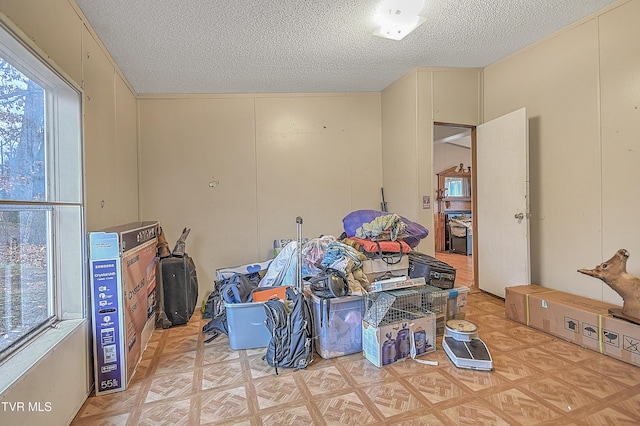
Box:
[89,222,158,395]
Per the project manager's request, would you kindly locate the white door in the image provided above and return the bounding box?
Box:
[476,107,530,297]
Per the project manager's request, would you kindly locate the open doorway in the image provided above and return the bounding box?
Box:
[433,123,475,287]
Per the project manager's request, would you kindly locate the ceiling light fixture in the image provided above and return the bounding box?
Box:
[373,0,426,41]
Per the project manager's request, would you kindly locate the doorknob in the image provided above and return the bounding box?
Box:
[514,212,524,220]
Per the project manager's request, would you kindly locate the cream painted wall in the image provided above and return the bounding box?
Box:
[381,71,417,202]
[138,96,260,294]
[115,73,140,223]
[82,23,141,230]
[0,1,140,424]
[434,142,472,181]
[139,93,382,300]
[381,71,424,249]
[82,27,118,230]
[598,0,640,301]
[483,0,637,304]
[0,0,83,84]
[83,12,141,232]
[381,68,481,255]
[255,95,382,256]
[431,69,483,125]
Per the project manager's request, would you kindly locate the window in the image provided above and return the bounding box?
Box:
[0,23,83,362]
[445,177,463,197]
[444,176,471,198]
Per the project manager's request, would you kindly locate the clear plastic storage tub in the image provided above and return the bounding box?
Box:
[308,293,365,359]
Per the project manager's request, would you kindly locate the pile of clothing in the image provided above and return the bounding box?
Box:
[258,210,429,294]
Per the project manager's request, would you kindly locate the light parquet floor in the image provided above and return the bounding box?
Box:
[435,252,474,289]
[71,256,640,425]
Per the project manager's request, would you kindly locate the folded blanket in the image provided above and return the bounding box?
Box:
[355,213,407,241]
[343,210,428,248]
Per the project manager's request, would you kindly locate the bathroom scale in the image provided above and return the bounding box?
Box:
[442,319,493,371]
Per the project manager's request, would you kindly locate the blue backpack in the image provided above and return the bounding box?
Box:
[202,272,259,343]
[263,287,314,374]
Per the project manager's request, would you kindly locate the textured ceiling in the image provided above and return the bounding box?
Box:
[74,0,618,94]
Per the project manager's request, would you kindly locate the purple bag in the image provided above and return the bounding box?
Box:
[342,210,428,248]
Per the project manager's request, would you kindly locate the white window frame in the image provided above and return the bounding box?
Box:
[0,17,85,383]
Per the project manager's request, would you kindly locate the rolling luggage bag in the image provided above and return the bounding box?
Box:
[408,251,456,289]
[159,254,198,326]
[157,227,198,327]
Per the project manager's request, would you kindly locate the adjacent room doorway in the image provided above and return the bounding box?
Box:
[433,123,475,287]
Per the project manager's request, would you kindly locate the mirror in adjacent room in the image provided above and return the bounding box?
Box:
[444,176,471,198]
[437,163,471,200]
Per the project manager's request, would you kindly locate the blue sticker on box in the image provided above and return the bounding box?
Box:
[91,258,125,395]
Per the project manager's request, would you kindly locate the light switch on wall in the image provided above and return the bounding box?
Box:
[422,196,430,209]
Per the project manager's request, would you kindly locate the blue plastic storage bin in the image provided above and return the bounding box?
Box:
[308,293,365,359]
[224,301,271,350]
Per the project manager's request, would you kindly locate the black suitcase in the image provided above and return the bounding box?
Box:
[408,251,456,289]
[158,254,199,327]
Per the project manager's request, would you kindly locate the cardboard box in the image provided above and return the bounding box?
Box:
[365,276,426,293]
[526,291,618,352]
[436,316,445,336]
[444,285,470,321]
[89,222,158,396]
[601,316,640,367]
[362,255,409,283]
[362,313,436,367]
[434,285,471,336]
[504,284,557,324]
[505,284,640,368]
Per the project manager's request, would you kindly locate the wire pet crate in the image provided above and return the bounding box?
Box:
[364,285,445,327]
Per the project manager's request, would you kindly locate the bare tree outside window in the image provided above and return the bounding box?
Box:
[0,57,51,354]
